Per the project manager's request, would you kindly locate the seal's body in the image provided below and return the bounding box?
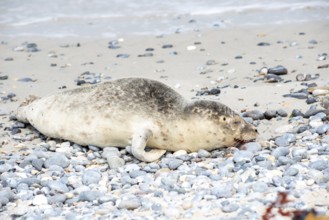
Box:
[16,78,257,162]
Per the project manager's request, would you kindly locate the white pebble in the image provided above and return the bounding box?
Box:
[33,195,48,206]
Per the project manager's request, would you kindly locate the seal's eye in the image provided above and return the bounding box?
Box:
[223,117,226,121]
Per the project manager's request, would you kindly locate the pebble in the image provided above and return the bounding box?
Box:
[283,92,308,99]
[272,147,289,158]
[82,170,101,185]
[264,110,277,120]
[284,167,299,176]
[79,191,101,202]
[252,181,268,193]
[222,203,239,213]
[44,154,69,168]
[116,54,130,58]
[242,110,264,120]
[233,151,254,164]
[197,149,211,158]
[117,198,141,210]
[32,195,48,206]
[309,160,328,171]
[162,44,173,49]
[264,74,283,83]
[316,124,329,134]
[257,42,270,46]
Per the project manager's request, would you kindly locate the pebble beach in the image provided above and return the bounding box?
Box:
[1,1,329,219]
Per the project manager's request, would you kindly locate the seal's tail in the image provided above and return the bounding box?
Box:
[16,95,40,123]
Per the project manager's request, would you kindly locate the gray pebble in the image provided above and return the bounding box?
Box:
[44,154,69,168]
[264,74,283,83]
[19,178,40,186]
[107,156,125,169]
[211,184,235,198]
[277,109,288,117]
[264,110,277,119]
[242,110,264,120]
[0,188,15,205]
[297,126,309,133]
[268,65,288,75]
[278,156,293,165]
[129,170,147,178]
[292,109,304,117]
[242,142,261,153]
[309,160,328,171]
[46,180,69,193]
[222,203,239,213]
[197,149,211,158]
[257,42,270,46]
[48,194,66,205]
[316,124,329,135]
[79,191,101,202]
[283,92,308,99]
[31,159,44,171]
[118,198,141,210]
[233,151,254,164]
[272,147,289,158]
[252,181,268,192]
[82,170,101,185]
[284,167,299,176]
[116,54,129,58]
[168,158,183,170]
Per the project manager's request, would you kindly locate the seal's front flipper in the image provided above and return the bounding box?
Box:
[131,129,166,162]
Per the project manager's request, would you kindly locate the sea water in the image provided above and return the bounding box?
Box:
[0,0,328,38]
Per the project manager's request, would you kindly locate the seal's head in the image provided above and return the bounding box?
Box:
[185,100,258,149]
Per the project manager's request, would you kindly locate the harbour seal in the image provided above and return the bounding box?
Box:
[16,78,258,162]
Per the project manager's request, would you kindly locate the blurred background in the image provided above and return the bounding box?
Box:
[0,0,329,38]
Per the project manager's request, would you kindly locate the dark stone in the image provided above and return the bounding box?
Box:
[209,88,221,95]
[304,109,325,118]
[306,97,317,104]
[283,93,308,99]
[264,74,282,83]
[276,109,288,117]
[242,110,264,120]
[297,125,309,134]
[116,54,129,58]
[108,41,120,49]
[257,42,271,46]
[264,110,277,120]
[291,109,304,117]
[162,44,173,49]
[268,65,288,75]
[235,55,243,59]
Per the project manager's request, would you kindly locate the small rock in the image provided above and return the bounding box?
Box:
[264,74,283,83]
[33,195,48,206]
[242,110,264,120]
[44,154,69,168]
[257,42,270,46]
[233,151,254,164]
[117,198,141,210]
[222,203,239,213]
[309,160,328,171]
[116,54,129,58]
[306,97,317,104]
[316,124,329,134]
[252,181,268,192]
[162,44,173,49]
[283,93,308,99]
[197,149,211,158]
[276,109,288,117]
[79,191,101,202]
[47,181,69,193]
[264,110,277,120]
[82,170,101,185]
[242,142,261,153]
[284,167,299,176]
[168,158,183,170]
[272,147,289,158]
[291,109,304,117]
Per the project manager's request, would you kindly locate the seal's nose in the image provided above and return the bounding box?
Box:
[255,128,258,133]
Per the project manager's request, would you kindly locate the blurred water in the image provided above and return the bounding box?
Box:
[0,0,328,38]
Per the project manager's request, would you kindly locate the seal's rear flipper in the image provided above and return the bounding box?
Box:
[131,128,166,162]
